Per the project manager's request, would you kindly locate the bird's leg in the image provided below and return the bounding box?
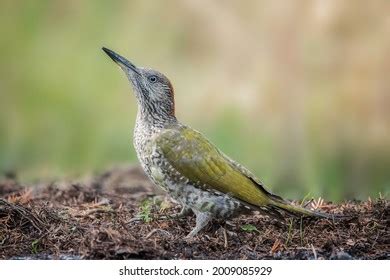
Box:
[185,211,212,239]
[166,205,192,219]
[129,205,191,223]
[158,205,192,220]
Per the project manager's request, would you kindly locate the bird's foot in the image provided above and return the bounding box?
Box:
[184,211,212,240]
[158,206,192,221]
[128,206,191,224]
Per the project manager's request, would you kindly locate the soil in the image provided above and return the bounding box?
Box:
[0,166,389,260]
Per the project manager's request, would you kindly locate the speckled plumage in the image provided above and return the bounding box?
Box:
[103,47,333,237]
[134,119,244,221]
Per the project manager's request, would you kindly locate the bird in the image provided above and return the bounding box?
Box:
[102,47,333,238]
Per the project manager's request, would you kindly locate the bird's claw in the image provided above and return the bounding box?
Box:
[129,207,190,224]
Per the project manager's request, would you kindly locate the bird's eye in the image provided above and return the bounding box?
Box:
[148,75,157,83]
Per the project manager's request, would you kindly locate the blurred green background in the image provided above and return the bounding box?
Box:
[1,0,389,201]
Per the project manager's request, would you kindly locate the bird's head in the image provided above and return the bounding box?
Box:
[102,47,175,123]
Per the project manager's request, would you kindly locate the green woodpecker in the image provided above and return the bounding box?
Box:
[102,47,332,238]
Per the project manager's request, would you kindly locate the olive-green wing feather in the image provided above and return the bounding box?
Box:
[155,126,277,207]
[155,126,337,219]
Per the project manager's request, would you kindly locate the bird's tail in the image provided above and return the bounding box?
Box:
[269,199,334,219]
[245,177,338,219]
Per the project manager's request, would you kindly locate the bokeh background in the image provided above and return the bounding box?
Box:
[1,0,389,201]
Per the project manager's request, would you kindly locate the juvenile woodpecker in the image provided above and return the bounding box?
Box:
[102,47,332,238]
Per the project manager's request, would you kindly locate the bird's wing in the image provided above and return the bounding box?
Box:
[155,126,279,207]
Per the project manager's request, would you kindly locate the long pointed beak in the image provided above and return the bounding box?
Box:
[102,47,141,75]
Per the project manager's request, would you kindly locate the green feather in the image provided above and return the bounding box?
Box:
[155,126,274,207]
[155,125,335,219]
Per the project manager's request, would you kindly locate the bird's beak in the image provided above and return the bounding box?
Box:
[102,47,141,75]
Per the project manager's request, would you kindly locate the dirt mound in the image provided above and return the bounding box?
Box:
[0,166,389,259]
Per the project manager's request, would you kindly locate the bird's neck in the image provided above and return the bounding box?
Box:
[136,105,177,130]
